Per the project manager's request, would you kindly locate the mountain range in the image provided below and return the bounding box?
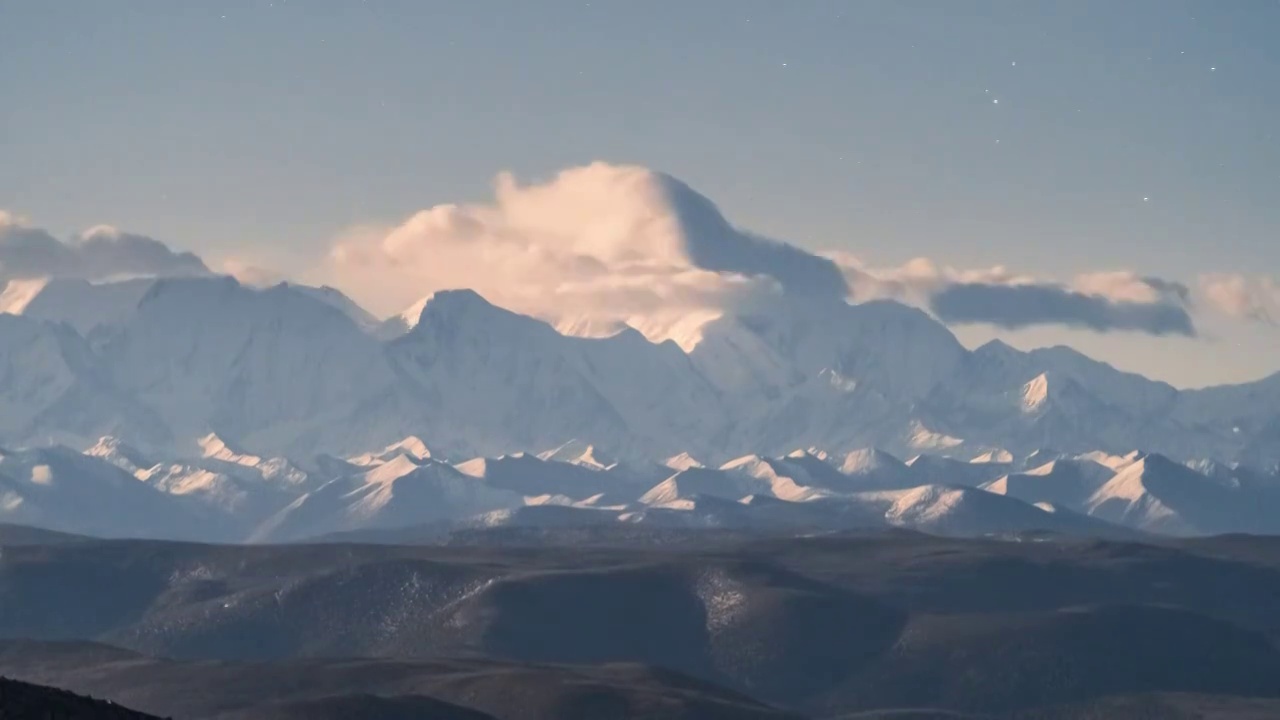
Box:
[2,422,1278,542]
[3,273,1280,471]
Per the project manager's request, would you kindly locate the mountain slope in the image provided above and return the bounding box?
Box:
[0,314,171,449]
[386,290,725,459]
[0,445,217,540]
[96,277,403,456]
[1083,453,1280,535]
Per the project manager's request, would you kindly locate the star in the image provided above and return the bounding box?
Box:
[1210,66,1217,72]
[992,98,999,104]
[781,62,787,67]
[1143,197,1150,202]
[1011,61,1017,66]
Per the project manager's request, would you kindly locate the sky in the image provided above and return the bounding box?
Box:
[2,0,1279,387]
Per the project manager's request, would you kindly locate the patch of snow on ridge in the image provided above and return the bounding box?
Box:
[1022,373,1052,413]
[696,567,749,633]
[348,436,432,467]
[0,278,50,315]
[971,449,1015,464]
[198,432,261,466]
[907,421,964,451]
[664,452,704,471]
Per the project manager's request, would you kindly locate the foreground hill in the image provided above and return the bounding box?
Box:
[0,642,797,720]
[5,529,1280,717]
[0,675,164,720]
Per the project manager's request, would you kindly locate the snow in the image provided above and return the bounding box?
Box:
[347,436,432,467]
[1021,373,1052,413]
[664,452,705,471]
[906,422,965,452]
[7,436,1280,540]
[2,271,1280,487]
[0,277,157,334]
[981,458,1115,509]
[538,439,614,470]
[0,278,51,315]
[971,448,1015,464]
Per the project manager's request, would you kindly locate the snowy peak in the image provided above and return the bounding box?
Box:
[454,452,623,501]
[84,436,151,474]
[198,432,261,466]
[1078,452,1267,535]
[0,277,158,334]
[664,452,704,471]
[538,439,614,470]
[279,283,380,332]
[982,458,1115,509]
[836,448,906,476]
[408,288,541,337]
[640,467,765,506]
[971,448,1015,464]
[347,436,432,467]
[908,453,1011,487]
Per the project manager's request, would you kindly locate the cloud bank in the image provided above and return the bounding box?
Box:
[319,163,1197,338]
[4,164,1260,344]
[0,215,208,283]
[828,253,1196,336]
[929,282,1194,335]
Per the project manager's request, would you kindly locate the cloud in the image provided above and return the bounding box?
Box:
[0,214,209,283]
[74,225,209,279]
[827,253,1196,336]
[319,163,1207,339]
[221,257,287,288]
[320,162,843,323]
[1,167,1224,343]
[1199,274,1280,324]
[929,282,1195,335]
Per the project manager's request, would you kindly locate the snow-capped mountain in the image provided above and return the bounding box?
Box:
[4,435,1278,541]
[0,277,158,335]
[0,444,219,540]
[2,272,1280,475]
[981,458,1115,509]
[96,276,406,455]
[251,454,523,542]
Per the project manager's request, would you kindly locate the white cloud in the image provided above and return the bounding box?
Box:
[318,162,841,325]
[221,258,287,288]
[4,166,1256,344]
[1199,274,1280,324]
[316,164,1205,338]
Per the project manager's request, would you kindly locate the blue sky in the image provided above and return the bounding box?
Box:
[2,1,1278,387]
